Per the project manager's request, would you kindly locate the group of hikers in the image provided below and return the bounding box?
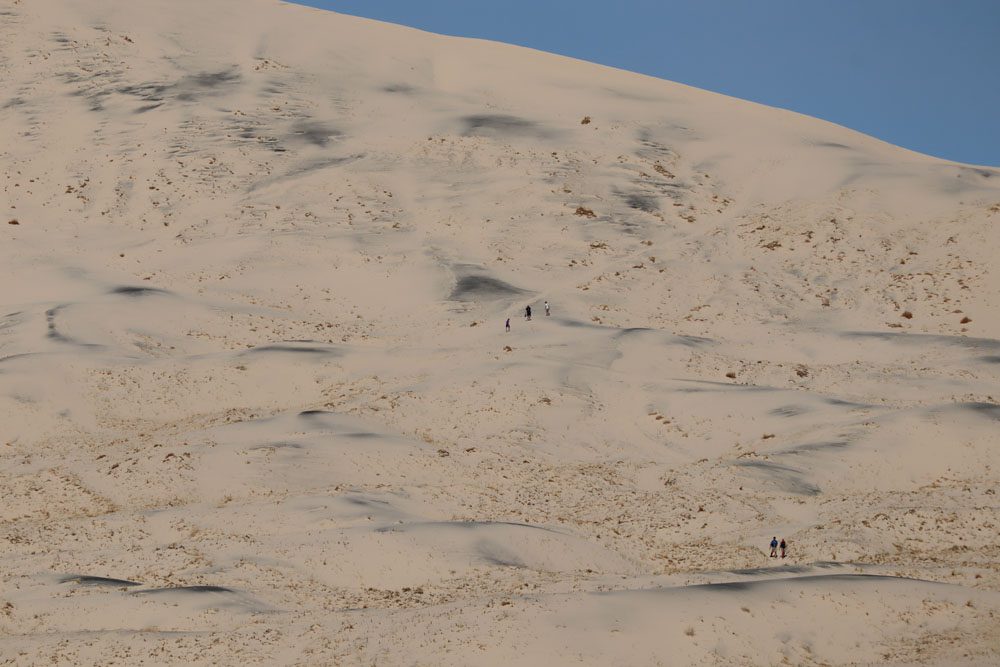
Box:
[769,537,788,559]
[503,301,793,563]
[506,300,550,332]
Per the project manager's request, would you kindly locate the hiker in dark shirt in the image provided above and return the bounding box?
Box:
[769,537,778,558]
[505,317,510,332]
[525,305,532,321]
[780,538,787,559]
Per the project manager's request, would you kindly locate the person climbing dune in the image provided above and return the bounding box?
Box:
[505,317,510,332]
[780,538,787,559]
[769,536,778,558]
[525,305,532,321]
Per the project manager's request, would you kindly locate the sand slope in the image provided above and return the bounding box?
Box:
[2,0,1000,664]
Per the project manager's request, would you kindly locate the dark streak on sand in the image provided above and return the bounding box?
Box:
[674,335,715,347]
[728,564,815,576]
[375,520,561,535]
[683,573,946,591]
[636,130,680,160]
[461,114,547,139]
[957,166,996,180]
[622,192,659,213]
[732,460,821,496]
[615,327,654,336]
[955,402,1000,420]
[248,154,363,191]
[60,575,141,587]
[0,353,40,364]
[344,495,392,508]
[247,442,304,451]
[45,305,66,340]
[290,120,342,147]
[477,543,527,568]
[555,317,606,329]
[449,275,527,302]
[770,405,808,418]
[595,573,947,597]
[45,305,102,349]
[246,344,341,356]
[298,410,337,428]
[613,328,716,348]
[110,285,170,297]
[0,311,23,330]
[775,440,850,456]
[134,585,236,595]
[844,331,1000,351]
[673,379,778,393]
[825,397,874,409]
[382,84,415,94]
[116,68,241,106]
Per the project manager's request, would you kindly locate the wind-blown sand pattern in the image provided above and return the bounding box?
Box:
[2,0,1000,664]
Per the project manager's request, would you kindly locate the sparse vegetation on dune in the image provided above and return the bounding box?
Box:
[1,0,999,665]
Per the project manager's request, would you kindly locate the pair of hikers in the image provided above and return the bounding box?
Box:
[526,301,551,320]
[506,301,550,331]
[769,537,787,559]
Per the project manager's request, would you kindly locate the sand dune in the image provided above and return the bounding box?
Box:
[2,0,1000,664]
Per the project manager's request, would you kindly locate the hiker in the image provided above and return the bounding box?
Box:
[780,538,787,559]
[505,317,510,332]
[769,537,778,558]
[544,300,550,316]
[525,305,532,321]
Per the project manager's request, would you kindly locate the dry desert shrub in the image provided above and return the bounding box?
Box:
[575,206,596,218]
[901,311,913,319]
[580,116,591,125]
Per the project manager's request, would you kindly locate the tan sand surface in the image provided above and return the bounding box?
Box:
[2,1,1000,664]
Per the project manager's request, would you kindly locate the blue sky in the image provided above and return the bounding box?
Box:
[291,1,1000,166]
